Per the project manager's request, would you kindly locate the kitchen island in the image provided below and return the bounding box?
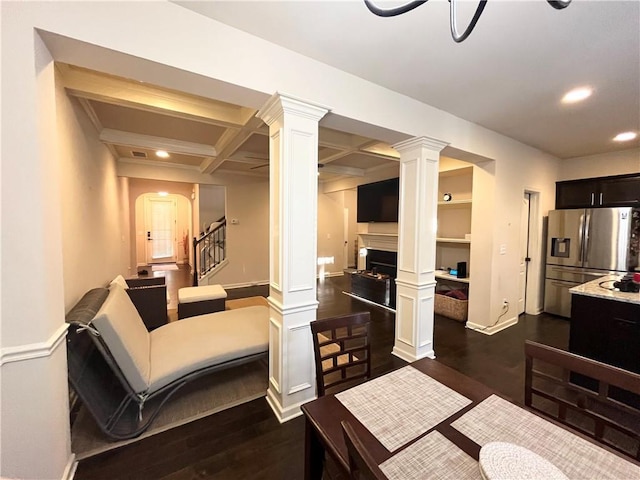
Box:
[569,275,640,406]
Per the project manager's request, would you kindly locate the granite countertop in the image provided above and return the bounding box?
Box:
[569,274,640,305]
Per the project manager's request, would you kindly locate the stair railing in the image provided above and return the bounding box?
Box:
[193,217,226,286]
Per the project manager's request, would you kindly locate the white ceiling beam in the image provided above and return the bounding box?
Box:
[203,116,266,174]
[320,164,365,177]
[58,63,256,129]
[100,128,217,157]
[118,157,202,171]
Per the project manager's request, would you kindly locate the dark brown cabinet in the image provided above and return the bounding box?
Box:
[556,173,640,209]
[599,175,640,207]
[569,294,640,406]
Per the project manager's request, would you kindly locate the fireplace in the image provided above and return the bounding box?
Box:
[366,249,397,278]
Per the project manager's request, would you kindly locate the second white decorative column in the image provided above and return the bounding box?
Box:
[257,93,329,422]
[393,136,448,362]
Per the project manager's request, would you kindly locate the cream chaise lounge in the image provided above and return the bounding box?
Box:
[66,282,268,439]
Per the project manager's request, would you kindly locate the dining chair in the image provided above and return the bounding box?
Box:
[310,312,371,397]
[341,420,388,480]
[524,340,640,460]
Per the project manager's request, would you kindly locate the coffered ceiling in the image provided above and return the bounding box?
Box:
[58,63,400,184]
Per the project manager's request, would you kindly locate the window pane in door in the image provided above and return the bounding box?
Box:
[151,200,174,259]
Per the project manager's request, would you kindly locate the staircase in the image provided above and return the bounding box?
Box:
[193,217,227,286]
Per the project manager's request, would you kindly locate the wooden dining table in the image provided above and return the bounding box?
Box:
[301,357,640,480]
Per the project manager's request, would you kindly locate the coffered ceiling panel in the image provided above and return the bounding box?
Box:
[89,100,227,145]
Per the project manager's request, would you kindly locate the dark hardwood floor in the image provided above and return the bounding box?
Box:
[74,273,569,480]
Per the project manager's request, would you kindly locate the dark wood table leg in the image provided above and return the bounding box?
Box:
[305,417,325,480]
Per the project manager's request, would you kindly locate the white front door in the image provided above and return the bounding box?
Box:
[518,193,531,314]
[145,196,178,264]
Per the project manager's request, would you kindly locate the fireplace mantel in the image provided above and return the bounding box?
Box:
[359,233,398,252]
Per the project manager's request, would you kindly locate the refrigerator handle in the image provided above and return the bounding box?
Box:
[583,210,591,264]
[578,212,585,262]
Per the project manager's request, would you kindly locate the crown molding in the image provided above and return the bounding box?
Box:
[393,136,449,153]
[100,128,217,158]
[257,92,330,126]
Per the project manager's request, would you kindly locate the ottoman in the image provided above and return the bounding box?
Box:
[178,284,227,319]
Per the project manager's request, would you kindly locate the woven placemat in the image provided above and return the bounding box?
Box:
[380,430,479,480]
[452,395,640,480]
[336,366,471,451]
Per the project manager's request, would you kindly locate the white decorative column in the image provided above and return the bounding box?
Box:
[257,93,329,422]
[393,137,448,362]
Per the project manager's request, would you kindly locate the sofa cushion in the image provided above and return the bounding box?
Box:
[148,305,269,393]
[92,284,151,393]
[110,274,129,290]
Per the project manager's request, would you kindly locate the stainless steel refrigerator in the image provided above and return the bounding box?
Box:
[544,207,640,317]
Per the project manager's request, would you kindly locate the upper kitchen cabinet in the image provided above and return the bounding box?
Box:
[556,173,640,209]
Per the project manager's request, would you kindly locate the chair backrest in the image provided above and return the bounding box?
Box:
[524,340,640,460]
[341,421,387,480]
[311,312,371,397]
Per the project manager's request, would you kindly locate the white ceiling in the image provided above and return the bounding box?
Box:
[174,0,640,159]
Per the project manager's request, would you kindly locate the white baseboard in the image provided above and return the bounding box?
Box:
[223,280,270,290]
[316,271,345,279]
[265,389,305,424]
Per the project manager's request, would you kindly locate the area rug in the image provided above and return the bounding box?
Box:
[226,296,269,310]
[71,359,268,460]
[151,263,178,272]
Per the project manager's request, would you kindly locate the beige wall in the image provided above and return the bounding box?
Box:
[208,179,270,288]
[199,184,226,231]
[318,192,347,275]
[56,71,130,311]
[558,148,640,180]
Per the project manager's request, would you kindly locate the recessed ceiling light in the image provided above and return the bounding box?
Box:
[613,131,638,142]
[158,191,169,197]
[156,150,170,158]
[562,87,593,104]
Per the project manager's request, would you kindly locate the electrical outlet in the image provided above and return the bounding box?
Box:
[502,298,508,306]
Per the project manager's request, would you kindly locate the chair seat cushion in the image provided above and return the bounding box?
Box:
[178,284,227,304]
[148,305,269,392]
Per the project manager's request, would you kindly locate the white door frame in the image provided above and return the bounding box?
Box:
[519,193,531,314]
[523,189,543,314]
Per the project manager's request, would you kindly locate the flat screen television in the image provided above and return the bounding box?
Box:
[357,178,399,223]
